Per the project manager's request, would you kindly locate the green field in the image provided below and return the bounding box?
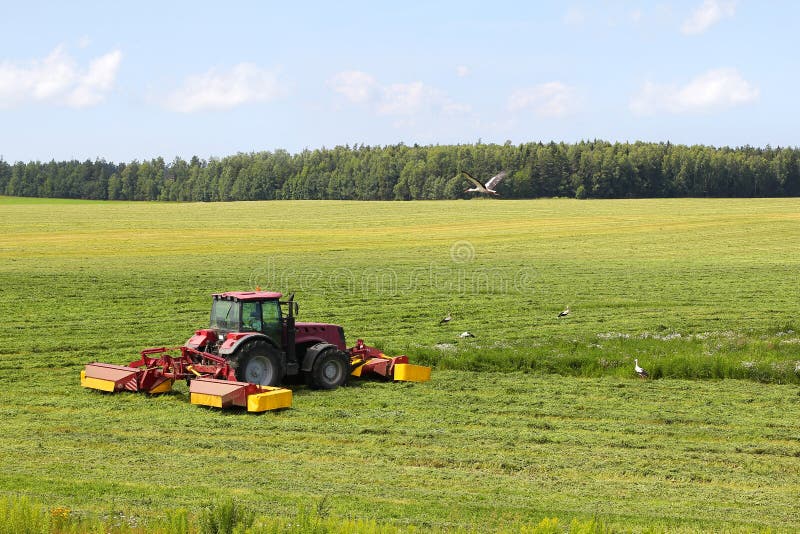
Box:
[1,197,799,532]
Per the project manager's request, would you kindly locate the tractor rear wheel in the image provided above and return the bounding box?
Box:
[308,349,350,390]
[235,340,284,386]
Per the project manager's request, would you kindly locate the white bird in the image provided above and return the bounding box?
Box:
[459,331,475,338]
[439,312,452,325]
[634,358,649,378]
[557,306,570,318]
[461,170,508,195]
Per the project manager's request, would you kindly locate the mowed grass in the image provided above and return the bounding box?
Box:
[0,197,799,532]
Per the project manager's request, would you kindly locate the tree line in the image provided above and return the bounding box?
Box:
[1,140,798,201]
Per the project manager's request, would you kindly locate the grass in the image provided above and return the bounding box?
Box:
[1,197,799,532]
[1,197,798,381]
[0,495,616,534]
[1,372,798,532]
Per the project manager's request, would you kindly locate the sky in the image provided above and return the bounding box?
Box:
[0,1,797,162]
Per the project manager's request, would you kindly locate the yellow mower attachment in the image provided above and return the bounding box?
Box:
[393,363,432,382]
[82,362,174,394]
[189,378,292,412]
[82,363,141,392]
[349,340,431,382]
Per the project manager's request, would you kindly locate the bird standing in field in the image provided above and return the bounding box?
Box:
[634,358,649,378]
[557,306,570,318]
[439,312,452,325]
[458,331,475,338]
[461,170,507,195]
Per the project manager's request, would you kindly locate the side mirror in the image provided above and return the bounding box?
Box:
[294,302,299,316]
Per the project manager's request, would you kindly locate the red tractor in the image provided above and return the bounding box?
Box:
[82,291,430,412]
[186,290,350,389]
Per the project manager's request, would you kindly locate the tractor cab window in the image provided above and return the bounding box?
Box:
[241,300,281,340]
[241,301,263,332]
[210,299,240,331]
[262,300,281,323]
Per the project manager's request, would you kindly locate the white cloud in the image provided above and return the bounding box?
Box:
[456,65,470,78]
[508,82,578,118]
[67,50,122,107]
[681,0,736,35]
[327,70,378,103]
[378,82,469,116]
[328,70,469,118]
[164,63,285,113]
[378,82,428,115]
[630,68,758,115]
[0,45,121,108]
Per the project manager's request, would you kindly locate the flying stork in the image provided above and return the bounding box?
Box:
[461,170,508,195]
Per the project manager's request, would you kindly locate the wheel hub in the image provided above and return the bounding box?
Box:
[322,360,342,381]
[246,357,273,385]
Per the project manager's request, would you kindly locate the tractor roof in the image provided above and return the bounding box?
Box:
[213,291,283,301]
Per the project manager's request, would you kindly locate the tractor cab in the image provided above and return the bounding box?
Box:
[210,291,285,343]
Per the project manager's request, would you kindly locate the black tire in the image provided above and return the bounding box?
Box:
[307,349,350,390]
[234,340,284,386]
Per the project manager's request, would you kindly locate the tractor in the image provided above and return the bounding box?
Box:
[187,290,350,389]
[82,291,430,412]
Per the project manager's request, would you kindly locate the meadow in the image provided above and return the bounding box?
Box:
[0,197,798,532]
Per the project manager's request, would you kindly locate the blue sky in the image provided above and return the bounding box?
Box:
[0,1,796,162]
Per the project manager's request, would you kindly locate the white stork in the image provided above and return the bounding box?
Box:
[458,331,475,338]
[461,170,508,195]
[439,312,452,325]
[634,358,649,378]
[557,306,570,318]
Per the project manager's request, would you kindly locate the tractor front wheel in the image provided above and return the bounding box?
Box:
[308,349,350,390]
[235,340,283,386]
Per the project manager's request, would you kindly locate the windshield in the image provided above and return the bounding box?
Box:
[210,299,240,330]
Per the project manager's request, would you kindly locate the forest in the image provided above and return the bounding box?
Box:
[1,140,798,201]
